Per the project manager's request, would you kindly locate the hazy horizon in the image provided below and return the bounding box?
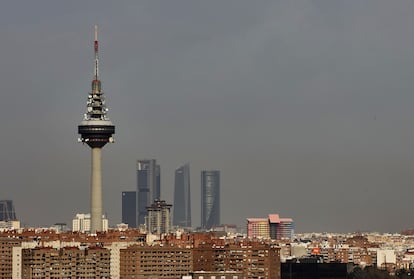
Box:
[1,1,414,233]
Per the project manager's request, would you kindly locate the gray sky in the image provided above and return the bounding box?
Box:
[1,0,414,233]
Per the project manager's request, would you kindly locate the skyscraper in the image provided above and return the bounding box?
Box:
[122,191,136,228]
[0,200,16,221]
[136,160,161,226]
[78,26,115,233]
[0,200,19,229]
[201,170,220,229]
[173,163,191,228]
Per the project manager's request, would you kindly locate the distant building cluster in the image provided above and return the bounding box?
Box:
[5,212,414,278]
[121,160,221,232]
[280,232,414,273]
[0,230,280,279]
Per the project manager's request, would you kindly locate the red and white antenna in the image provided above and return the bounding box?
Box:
[94,25,99,81]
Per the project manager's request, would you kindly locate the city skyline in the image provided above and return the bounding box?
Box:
[2,1,414,232]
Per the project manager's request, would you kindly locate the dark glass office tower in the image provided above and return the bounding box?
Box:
[155,165,161,202]
[201,170,220,229]
[0,200,17,221]
[122,191,136,228]
[173,163,191,227]
[136,160,161,226]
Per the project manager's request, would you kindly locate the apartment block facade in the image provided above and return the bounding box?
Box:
[120,240,280,279]
[120,245,193,279]
[21,246,110,279]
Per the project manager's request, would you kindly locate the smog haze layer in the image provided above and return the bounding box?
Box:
[1,0,414,233]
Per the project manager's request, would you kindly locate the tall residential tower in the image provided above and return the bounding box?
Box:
[201,170,220,229]
[78,26,115,233]
[146,199,172,234]
[173,163,191,228]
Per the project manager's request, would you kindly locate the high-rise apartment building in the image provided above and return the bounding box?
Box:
[247,218,269,239]
[276,217,294,240]
[201,170,220,229]
[247,214,294,240]
[136,159,161,226]
[268,214,294,240]
[122,191,136,228]
[173,163,191,228]
[146,200,172,234]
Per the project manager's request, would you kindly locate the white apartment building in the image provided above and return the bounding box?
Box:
[72,213,108,233]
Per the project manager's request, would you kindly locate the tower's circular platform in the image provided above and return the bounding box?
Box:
[78,120,115,148]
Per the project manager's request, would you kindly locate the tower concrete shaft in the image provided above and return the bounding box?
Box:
[78,25,115,233]
[90,147,102,231]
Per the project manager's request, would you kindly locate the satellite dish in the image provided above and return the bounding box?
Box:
[87,107,93,112]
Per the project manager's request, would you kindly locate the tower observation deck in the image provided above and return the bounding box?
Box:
[78,25,115,233]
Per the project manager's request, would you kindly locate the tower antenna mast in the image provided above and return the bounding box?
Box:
[94,25,99,80]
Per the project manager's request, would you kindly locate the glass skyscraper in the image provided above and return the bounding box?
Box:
[201,170,220,229]
[0,200,16,221]
[122,191,136,228]
[173,163,191,227]
[136,159,161,226]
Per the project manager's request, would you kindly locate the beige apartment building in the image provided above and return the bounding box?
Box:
[21,246,110,279]
[120,241,280,279]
